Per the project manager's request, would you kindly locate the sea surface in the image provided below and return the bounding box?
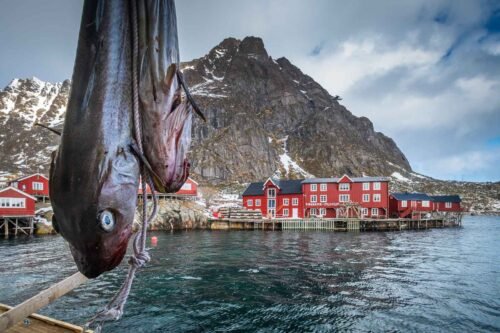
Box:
[0,216,499,332]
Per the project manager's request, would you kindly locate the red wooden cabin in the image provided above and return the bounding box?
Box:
[302,175,390,218]
[242,178,304,218]
[430,195,462,212]
[8,173,49,198]
[138,177,198,197]
[389,192,433,218]
[0,187,37,217]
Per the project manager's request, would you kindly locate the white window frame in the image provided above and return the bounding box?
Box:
[0,197,25,208]
[422,200,430,207]
[319,208,326,216]
[255,199,261,207]
[373,182,381,190]
[339,194,350,202]
[268,199,276,209]
[32,182,44,190]
[445,202,452,208]
[320,183,327,191]
[310,208,317,216]
[361,208,368,216]
[363,194,370,202]
[268,188,276,198]
[310,184,317,191]
[339,183,350,191]
[320,195,327,203]
[371,208,378,216]
[181,182,192,190]
[310,195,317,203]
[373,194,381,202]
[362,182,370,191]
[401,200,407,208]
[247,199,253,206]
[283,208,289,217]
[283,198,289,205]
[292,198,298,206]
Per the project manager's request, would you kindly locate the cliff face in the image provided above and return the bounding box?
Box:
[0,36,410,185]
[182,37,411,183]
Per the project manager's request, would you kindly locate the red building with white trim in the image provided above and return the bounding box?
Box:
[389,192,433,218]
[0,186,37,217]
[138,177,199,197]
[302,175,390,218]
[430,195,462,212]
[8,173,49,199]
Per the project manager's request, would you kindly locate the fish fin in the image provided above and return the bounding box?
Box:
[34,122,61,136]
[129,141,166,192]
[52,214,60,233]
[176,69,206,122]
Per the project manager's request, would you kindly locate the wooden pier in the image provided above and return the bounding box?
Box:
[0,216,34,237]
[0,304,92,333]
[209,214,462,232]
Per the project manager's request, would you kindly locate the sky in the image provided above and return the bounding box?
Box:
[0,0,499,182]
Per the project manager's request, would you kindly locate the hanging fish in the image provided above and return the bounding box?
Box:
[134,0,205,194]
[49,0,139,278]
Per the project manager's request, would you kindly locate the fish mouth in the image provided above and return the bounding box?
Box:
[70,237,129,278]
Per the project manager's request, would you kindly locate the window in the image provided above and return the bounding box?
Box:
[310,184,317,191]
[320,195,327,203]
[445,202,452,208]
[283,198,289,205]
[319,208,326,216]
[268,188,276,198]
[283,208,289,217]
[255,199,261,207]
[320,183,327,191]
[363,194,370,202]
[373,182,381,190]
[33,182,44,190]
[268,199,276,208]
[339,183,350,191]
[310,208,318,216]
[0,198,25,208]
[247,199,253,206]
[292,198,298,206]
[371,208,378,216]
[339,194,350,202]
[181,182,192,190]
[310,195,317,203]
[422,200,430,207]
[361,208,368,216]
[401,200,407,207]
[362,182,370,191]
[373,194,381,202]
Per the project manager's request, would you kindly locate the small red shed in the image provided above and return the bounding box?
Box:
[389,192,433,218]
[430,195,462,212]
[0,186,37,217]
[8,173,49,198]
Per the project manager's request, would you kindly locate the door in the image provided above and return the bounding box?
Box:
[292,208,298,218]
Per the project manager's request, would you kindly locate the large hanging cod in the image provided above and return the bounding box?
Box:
[49,0,203,279]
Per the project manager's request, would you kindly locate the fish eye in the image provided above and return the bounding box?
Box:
[98,210,115,232]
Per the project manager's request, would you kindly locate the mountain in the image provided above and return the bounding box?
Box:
[0,37,498,212]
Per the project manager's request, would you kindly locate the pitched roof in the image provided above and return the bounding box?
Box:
[0,186,37,200]
[430,195,461,203]
[302,176,390,183]
[391,192,431,201]
[242,179,304,196]
[8,173,49,183]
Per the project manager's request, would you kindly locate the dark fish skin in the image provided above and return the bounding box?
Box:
[137,0,194,193]
[49,0,140,279]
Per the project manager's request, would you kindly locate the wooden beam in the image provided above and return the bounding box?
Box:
[0,272,88,332]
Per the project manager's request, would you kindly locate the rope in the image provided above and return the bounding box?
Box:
[84,1,158,331]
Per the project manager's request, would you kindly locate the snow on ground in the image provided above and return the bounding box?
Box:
[279,136,315,178]
[391,172,412,183]
[35,207,53,215]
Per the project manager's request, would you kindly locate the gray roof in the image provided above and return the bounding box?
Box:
[430,195,461,203]
[302,176,390,184]
[242,179,304,196]
[391,192,431,201]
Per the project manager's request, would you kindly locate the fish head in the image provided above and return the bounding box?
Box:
[52,149,139,278]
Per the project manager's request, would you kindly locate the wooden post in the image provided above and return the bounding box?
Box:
[15,218,18,236]
[0,272,88,332]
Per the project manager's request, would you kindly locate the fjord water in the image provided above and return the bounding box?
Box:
[0,216,499,332]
